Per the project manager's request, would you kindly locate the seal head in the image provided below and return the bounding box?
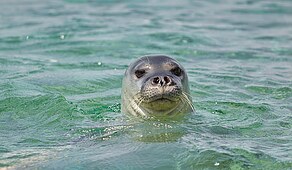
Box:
[121,55,193,118]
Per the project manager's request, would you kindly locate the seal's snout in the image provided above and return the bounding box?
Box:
[151,76,174,86]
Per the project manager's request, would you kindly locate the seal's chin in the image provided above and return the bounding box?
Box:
[147,95,176,103]
[142,94,180,112]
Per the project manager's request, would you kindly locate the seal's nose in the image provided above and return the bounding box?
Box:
[151,76,174,86]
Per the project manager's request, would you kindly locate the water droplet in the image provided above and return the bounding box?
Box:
[97,62,102,66]
[26,36,30,40]
[60,35,65,39]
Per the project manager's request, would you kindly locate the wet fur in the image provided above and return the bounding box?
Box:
[121,55,194,118]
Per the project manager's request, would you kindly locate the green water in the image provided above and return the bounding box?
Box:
[0,0,291,169]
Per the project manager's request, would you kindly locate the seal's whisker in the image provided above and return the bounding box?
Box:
[125,97,137,116]
[129,93,147,116]
[182,91,192,99]
[181,92,195,112]
[125,93,141,114]
[184,94,195,112]
[136,96,144,108]
[182,91,192,98]
[183,97,195,113]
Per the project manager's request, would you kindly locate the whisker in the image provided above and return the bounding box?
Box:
[125,97,137,116]
[181,93,195,112]
[125,94,140,113]
[182,91,192,98]
[125,93,147,117]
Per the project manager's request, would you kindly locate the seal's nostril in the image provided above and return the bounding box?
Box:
[152,76,174,86]
[152,77,160,85]
[164,76,171,84]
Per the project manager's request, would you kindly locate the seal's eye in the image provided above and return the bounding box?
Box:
[171,67,182,76]
[135,69,146,78]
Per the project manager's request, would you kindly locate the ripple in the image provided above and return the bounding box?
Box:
[1,0,292,169]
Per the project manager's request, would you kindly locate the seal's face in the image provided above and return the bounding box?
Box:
[132,56,186,110]
[122,55,193,118]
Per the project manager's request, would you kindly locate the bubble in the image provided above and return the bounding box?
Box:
[60,35,65,39]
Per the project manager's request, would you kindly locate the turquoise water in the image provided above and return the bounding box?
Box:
[0,0,292,169]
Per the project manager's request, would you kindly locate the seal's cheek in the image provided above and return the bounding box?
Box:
[133,79,147,92]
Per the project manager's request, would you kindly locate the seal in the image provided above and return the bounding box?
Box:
[121,55,194,118]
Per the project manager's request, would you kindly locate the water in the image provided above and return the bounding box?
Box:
[0,0,291,169]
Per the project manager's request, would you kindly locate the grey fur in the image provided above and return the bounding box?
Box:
[121,55,193,118]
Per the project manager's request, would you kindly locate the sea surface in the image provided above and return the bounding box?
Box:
[0,0,291,169]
